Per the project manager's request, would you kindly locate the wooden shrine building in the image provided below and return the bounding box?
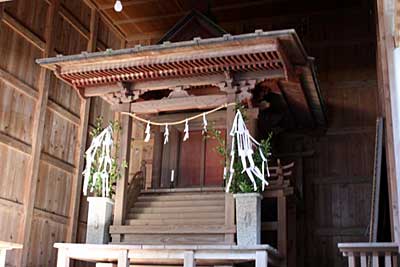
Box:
[36,25,326,266]
[0,0,399,266]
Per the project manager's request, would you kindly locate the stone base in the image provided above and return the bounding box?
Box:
[234,193,262,246]
[86,197,114,244]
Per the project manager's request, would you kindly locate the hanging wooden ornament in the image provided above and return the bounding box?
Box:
[183,119,189,141]
[144,121,151,142]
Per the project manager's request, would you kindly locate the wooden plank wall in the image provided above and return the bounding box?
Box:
[0,0,122,266]
[273,5,378,267]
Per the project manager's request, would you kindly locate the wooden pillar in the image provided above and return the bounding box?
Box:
[66,6,99,243]
[376,0,400,243]
[117,250,129,267]
[17,0,60,265]
[113,113,133,227]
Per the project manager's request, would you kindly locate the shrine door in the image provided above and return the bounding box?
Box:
[154,127,226,188]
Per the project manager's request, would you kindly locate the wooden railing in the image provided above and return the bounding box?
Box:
[125,160,146,212]
[338,242,398,267]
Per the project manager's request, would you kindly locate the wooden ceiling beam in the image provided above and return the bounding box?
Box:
[113,94,229,113]
[113,0,284,25]
[125,6,364,42]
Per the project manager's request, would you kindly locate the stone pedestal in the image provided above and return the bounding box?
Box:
[86,197,114,244]
[234,193,262,246]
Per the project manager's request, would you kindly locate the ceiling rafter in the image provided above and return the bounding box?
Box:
[112,0,284,25]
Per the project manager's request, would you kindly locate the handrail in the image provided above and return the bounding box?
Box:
[338,242,398,267]
[125,160,146,213]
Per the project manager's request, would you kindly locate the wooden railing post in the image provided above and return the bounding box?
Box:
[338,242,399,267]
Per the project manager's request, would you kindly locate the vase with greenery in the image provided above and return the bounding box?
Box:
[210,105,272,246]
[83,116,127,244]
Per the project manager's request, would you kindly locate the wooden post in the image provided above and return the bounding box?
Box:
[113,113,133,227]
[56,249,70,267]
[255,251,268,267]
[376,0,400,242]
[0,250,5,267]
[18,0,60,265]
[117,250,129,267]
[66,6,98,243]
[184,251,195,267]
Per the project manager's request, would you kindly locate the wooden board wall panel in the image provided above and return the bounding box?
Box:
[97,16,122,49]
[54,14,88,55]
[27,217,67,267]
[0,144,29,203]
[0,23,42,90]
[0,81,35,145]
[41,110,78,165]
[4,0,47,40]
[60,0,91,32]
[48,74,81,117]
[35,162,72,217]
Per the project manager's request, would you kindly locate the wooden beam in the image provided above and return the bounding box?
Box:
[2,11,45,51]
[83,0,126,40]
[66,6,98,243]
[113,114,133,226]
[59,5,89,40]
[83,70,284,97]
[114,95,229,114]
[18,0,60,265]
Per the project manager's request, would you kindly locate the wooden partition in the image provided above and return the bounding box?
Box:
[0,0,123,266]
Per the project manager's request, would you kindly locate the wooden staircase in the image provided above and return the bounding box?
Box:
[110,189,236,245]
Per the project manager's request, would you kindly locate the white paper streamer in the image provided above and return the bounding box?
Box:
[144,121,151,142]
[164,124,169,144]
[183,119,189,141]
[202,113,207,134]
[225,110,270,193]
[82,125,114,197]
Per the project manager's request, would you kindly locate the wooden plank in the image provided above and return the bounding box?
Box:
[47,100,80,126]
[114,114,133,225]
[184,251,195,267]
[59,5,89,40]
[372,252,379,267]
[385,252,392,267]
[2,11,45,51]
[109,225,236,234]
[360,253,367,267]
[66,5,98,244]
[18,0,60,265]
[347,252,355,267]
[0,67,38,99]
[370,117,384,242]
[0,131,31,154]
[376,0,400,243]
[255,251,268,267]
[56,248,70,267]
[41,152,76,173]
[118,250,129,267]
[151,128,163,188]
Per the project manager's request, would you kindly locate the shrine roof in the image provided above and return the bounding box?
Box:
[36,29,327,128]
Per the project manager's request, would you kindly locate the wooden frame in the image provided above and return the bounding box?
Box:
[54,243,280,267]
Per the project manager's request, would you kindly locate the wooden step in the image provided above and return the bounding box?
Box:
[125,218,226,226]
[130,205,224,214]
[127,211,225,220]
[137,193,225,202]
[133,199,224,208]
[110,224,236,235]
[111,233,229,245]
